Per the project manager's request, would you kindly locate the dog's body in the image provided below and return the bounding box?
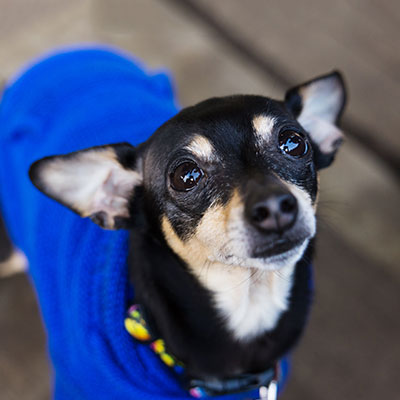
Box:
[120,96,321,380]
[1,48,345,399]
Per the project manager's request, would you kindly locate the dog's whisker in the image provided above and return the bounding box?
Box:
[272,269,291,283]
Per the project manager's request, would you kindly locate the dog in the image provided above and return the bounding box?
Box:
[0,48,345,399]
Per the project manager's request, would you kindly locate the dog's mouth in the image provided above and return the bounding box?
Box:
[209,235,309,270]
[252,237,305,259]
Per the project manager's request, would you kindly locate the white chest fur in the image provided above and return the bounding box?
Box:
[194,262,296,341]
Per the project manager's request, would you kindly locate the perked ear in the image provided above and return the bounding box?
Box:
[285,71,346,169]
[29,143,142,230]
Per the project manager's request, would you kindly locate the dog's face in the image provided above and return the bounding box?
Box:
[30,72,345,273]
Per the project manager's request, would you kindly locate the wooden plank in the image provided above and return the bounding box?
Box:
[91,0,281,103]
[0,275,50,400]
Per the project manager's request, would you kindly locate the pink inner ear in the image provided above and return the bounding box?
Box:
[88,168,139,228]
[33,144,141,230]
[300,117,344,155]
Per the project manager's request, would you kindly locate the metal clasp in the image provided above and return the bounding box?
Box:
[258,380,278,400]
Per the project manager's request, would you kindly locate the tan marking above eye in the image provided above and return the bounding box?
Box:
[184,135,218,162]
[252,115,276,146]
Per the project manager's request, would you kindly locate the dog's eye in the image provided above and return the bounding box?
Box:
[170,162,204,191]
[278,130,308,157]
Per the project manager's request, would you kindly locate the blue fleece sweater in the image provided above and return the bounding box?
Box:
[0,47,287,400]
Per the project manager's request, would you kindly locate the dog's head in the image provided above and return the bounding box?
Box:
[30,72,346,272]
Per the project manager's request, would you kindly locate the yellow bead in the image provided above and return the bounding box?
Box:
[124,318,151,341]
[152,339,166,353]
[160,353,175,367]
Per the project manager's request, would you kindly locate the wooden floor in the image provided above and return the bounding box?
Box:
[0,1,399,399]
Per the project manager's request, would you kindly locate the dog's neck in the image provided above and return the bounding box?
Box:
[187,261,296,342]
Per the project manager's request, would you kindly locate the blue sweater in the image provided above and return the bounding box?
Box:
[0,47,287,400]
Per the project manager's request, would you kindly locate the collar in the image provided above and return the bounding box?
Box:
[124,304,184,374]
[125,304,279,399]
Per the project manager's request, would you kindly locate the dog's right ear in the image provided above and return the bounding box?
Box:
[29,143,142,230]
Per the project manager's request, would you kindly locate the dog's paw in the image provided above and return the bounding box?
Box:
[0,249,28,278]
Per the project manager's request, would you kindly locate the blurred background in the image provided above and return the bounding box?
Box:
[0,0,399,399]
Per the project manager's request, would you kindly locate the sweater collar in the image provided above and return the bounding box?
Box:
[125,304,279,399]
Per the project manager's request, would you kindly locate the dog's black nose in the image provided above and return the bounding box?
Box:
[247,192,298,233]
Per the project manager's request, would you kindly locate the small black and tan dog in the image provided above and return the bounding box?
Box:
[30,71,346,396]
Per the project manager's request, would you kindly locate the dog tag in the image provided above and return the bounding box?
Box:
[256,380,277,400]
[267,380,278,400]
[258,386,268,399]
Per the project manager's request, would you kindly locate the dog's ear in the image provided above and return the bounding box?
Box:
[29,143,142,230]
[285,71,346,169]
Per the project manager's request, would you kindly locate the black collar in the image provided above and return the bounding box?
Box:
[188,366,279,398]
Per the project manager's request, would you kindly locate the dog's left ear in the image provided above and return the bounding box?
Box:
[285,71,346,169]
[29,143,142,230]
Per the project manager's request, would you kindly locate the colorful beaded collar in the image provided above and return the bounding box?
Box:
[124,304,184,373]
[125,304,279,399]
